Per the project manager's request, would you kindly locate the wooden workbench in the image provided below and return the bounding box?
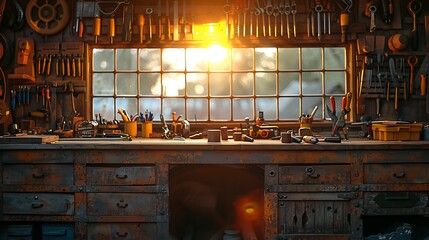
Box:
[1,139,429,239]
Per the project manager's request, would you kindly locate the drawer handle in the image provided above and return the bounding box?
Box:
[116,203,129,208]
[305,167,320,179]
[116,174,128,179]
[31,203,44,208]
[393,172,406,178]
[116,232,128,237]
[32,173,45,178]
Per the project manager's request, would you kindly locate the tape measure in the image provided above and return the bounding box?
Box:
[26,0,70,35]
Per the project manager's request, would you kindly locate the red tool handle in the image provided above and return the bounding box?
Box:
[341,96,347,111]
[330,96,336,114]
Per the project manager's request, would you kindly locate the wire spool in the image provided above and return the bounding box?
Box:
[25,0,70,35]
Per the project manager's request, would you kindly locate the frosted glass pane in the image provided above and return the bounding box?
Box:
[210,98,231,121]
[255,48,276,71]
[162,48,185,71]
[186,48,208,71]
[325,72,346,95]
[162,73,185,96]
[140,49,161,71]
[117,73,137,96]
[302,48,322,70]
[187,73,208,96]
[209,48,231,71]
[93,98,114,120]
[140,73,161,96]
[256,72,276,96]
[279,72,299,95]
[210,73,230,96]
[278,48,299,70]
[93,73,114,95]
[187,98,208,121]
[325,47,346,70]
[93,49,114,71]
[117,49,137,71]
[163,98,185,120]
[256,98,277,120]
[233,73,253,96]
[233,98,254,121]
[116,98,137,119]
[279,97,299,120]
[232,48,253,71]
[302,97,322,119]
[139,98,161,121]
[302,72,322,94]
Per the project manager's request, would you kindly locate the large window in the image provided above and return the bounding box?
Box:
[92,46,347,122]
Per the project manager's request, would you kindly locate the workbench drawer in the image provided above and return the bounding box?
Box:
[87,223,156,240]
[278,165,350,184]
[2,193,74,215]
[2,150,74,163]
[87,165,156,186]
[364,192,428,215]
[87,193,157,216]
[364,164,429,184]
[2,164,74,185]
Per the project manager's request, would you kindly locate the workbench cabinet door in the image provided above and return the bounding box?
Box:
[2,164,74,185]
[87,193,157,216]
[2,193,74,215]
[86,166,156,186]
[87,223,156,240]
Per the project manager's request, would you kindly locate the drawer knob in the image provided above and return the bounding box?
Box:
[393,172,406,178]
[116,232,128,237]
[116,174,128,179]
[305,167,320,179]
[32,173,45,178]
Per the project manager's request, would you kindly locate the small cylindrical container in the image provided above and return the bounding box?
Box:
[141,122,153,138]
[220,126,228,140]
[124,121,137,138]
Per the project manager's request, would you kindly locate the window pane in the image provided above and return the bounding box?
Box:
[232,48,253,71]
[162,73,185,96]
[279,72,299,95]
[163,98,185,120]
[210,98,231,120]
[325,47,346,70]
[139,98,161,121]
[187,98,208,121]
[162,48,185,71]
[256,98,277,120]
[209,47,231,71]
[233,98,253,120]
[278,48,299,70]
[117,49,137,71]
[210,73,230,96]
[187,73,208,96]
[256,73,276,96]
[140,73,161,96]
[93,98,114,120]
[116,98,138,118]
[302,48,322,70]
[325,72,346,95]
[255,48,276,71]
[186,48,208,71]
[140,49,161,71]
[93,49,114,71]
[302,97,322,119]
[117,73,137,96]
[302,72,322,94]
[279,97,299,120]
[233,73,253,96]
[93,73,114,95]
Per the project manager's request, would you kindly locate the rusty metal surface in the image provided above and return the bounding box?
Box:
[3,193,74,215]
[87,223,157,240]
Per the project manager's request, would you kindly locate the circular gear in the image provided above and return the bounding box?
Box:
[25,0,70,35]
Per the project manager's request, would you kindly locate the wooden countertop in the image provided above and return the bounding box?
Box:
[1,137,429,151]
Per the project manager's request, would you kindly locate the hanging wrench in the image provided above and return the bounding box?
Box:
[266,0,273,37]
[146,8,153,40]
[285,0,290,38]
[369,4,377,32]
[273,1,279,37]
[279,0,285,37]
[291,0,297,37]
[315,4,323,40]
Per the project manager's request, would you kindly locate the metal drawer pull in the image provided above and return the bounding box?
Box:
[393,172,406,178]
[115,174,128,179]
[31,203,44,208]
[32,173,45,178]
[116,232,128,237]
[117,199,128,208]
[305,166,320,179]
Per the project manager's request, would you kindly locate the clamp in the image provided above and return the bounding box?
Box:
[326,92,352,140]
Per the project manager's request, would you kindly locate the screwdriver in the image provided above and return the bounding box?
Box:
[109,16,115,44]
[138,14,145,43]
[94,16,101,43]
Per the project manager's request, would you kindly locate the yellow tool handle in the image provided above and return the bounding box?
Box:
[345,92,352,111]
[138,14,145,43]
[78,56,82,77]
[66,56,70,77]
[72,56,76,78]
[421,74,427,96]
[55,57,59,77]
[46,55,52,76]
[62,56,65,77]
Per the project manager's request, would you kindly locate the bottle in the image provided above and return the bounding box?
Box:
[256,111,264,126]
